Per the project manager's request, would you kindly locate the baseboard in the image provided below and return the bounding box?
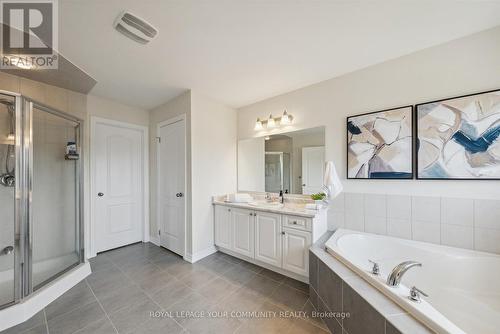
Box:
[183,245,217,263]
[149,236,160,246]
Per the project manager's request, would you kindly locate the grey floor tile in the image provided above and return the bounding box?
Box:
[131,317,184,334]
[288,318,330,334]
[196,277,240,304]
[283,277,309,293]
[108,298,160,334]
[301,299,328,331]
[197,256,235,275]
[178,268,217,290]
[19,324,48,334]
[45,281,96,319]
[73,318,117,334]
[149,279,193,309]
[235,301,291,334]
[134,269,174,294]
[217,288,266,317]
[86,267,132,296]
[217,252,243,265]
[0,310,45,334]
[165,292,214,326]
[268,283,309,311]
[47,301,106,334]
[96,283,149,315]
[259,268,287,283]
[165,261,200,279]
[218,265,257,286]
[244,274,281,298]
[237,261,263,274]
[89,256,115,273]
[182,305,242,334]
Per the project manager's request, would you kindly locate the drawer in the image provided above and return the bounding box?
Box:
[283,214,312,231]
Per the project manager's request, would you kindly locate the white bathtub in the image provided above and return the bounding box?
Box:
[325,229,500,334]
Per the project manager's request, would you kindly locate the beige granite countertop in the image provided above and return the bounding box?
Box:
[212,198,324,218]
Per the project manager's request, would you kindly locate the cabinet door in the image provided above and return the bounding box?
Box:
[254,212,282,267]
[282,228,311,276]
[214,205,232,249]
[232,208,255,258]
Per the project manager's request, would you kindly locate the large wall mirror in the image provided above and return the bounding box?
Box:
[238,126,325,195]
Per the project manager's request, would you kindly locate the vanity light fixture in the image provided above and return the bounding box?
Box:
[6,133,14,141]
[267,114,276,128]
[253,110,293,131]
[281,110,291,125]
[254,118,264,130]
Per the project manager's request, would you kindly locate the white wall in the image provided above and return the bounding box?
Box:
[238,26,500,201]
[190,91,237,256]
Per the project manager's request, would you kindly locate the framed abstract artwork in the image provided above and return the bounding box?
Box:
[347,106,413,179]
[416,89,500,180]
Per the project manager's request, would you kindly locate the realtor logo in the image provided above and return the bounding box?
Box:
[0,0,58,69]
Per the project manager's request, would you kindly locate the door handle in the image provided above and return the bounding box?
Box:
[97,192,104,197]
[176,192,184,198]
[2,246,13,255]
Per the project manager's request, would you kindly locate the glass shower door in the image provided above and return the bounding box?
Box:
[30,103,82,290]
[0,93,18,308]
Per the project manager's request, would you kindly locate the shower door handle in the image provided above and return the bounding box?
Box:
[1,246,13,255]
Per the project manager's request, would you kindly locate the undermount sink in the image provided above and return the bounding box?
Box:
[248,201,284,209]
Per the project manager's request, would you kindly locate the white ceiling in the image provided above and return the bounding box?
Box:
[59,0,500,110]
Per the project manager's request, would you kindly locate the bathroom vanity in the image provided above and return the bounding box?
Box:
[213,196,327,282]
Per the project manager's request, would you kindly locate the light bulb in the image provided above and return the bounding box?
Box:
[281,110,291,125]
[267,114,276,128]
[254,118,263,131]
[6,133,14,141]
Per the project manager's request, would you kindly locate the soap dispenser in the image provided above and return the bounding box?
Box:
[279,190,284,204]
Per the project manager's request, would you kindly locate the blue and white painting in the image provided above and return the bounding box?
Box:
[347,106,413,179]
[417,90,500,179]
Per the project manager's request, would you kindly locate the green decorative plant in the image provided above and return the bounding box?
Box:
[310,192,326,201]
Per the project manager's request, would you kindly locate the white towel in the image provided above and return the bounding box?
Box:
[323,161,343,199]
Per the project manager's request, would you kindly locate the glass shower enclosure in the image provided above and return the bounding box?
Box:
[0,90,84,309]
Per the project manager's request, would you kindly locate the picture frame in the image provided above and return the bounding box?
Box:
[347,106,414,179]
[415,89,500,180]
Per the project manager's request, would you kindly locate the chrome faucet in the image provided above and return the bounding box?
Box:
[386,261,422,287]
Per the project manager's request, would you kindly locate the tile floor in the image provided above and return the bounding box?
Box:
[2,242,329,334]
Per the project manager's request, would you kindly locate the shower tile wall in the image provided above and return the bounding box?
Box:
[329,193,500,254]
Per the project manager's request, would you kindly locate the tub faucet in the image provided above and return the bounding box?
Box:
[386,261,422,287]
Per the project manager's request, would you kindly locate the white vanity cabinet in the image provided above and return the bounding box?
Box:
[214,205,232,250]
[213,203,327,281]
[282,227,311,276]
[254,211,282,267]
[231,208,255,258]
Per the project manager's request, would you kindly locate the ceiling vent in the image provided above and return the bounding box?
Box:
[114,11,158,44]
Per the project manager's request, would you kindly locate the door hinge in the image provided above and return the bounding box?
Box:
[156,136,161,143]
[158,230,161,236]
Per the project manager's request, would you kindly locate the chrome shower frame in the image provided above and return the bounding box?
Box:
[0,90,85,308]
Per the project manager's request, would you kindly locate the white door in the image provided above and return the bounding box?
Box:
[254,212,282,267]
[302,146,325,194]
[282,228,311,276]
[158,119,186,256]
[232,208,254,258]
[214,205,232,250]
[93,120,144,252]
